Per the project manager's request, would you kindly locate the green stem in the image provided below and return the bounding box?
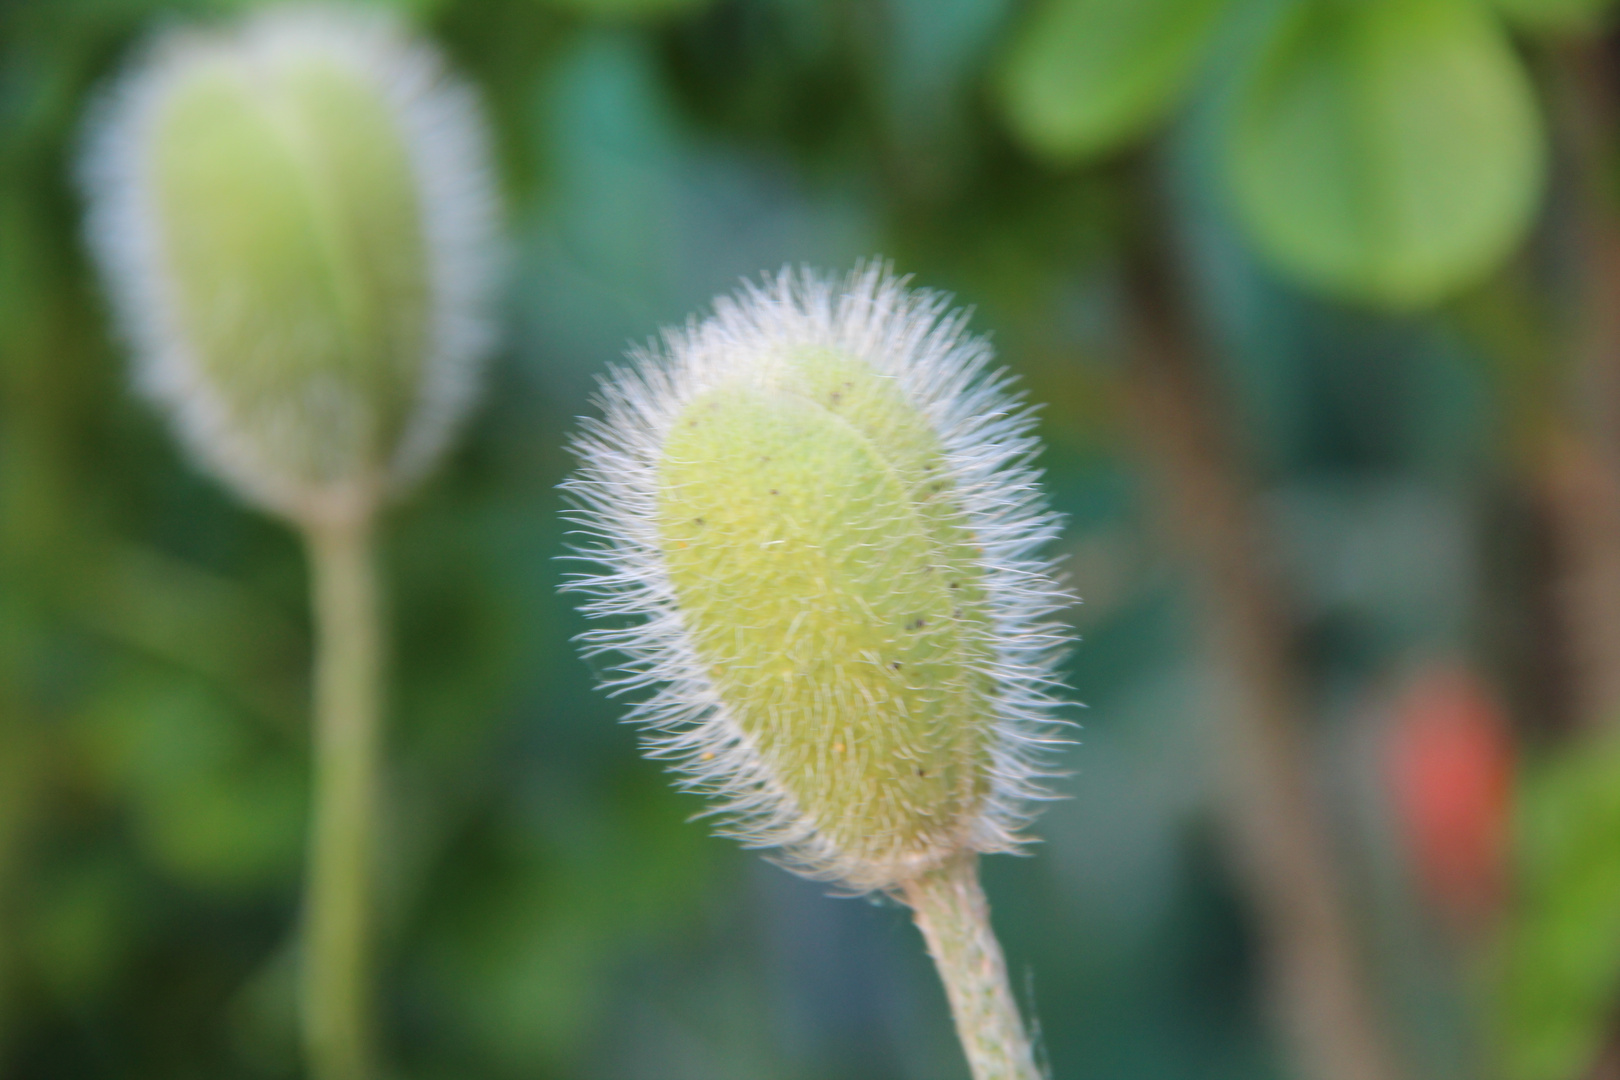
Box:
[301,515,383,1080]
[903,855,1041,1080]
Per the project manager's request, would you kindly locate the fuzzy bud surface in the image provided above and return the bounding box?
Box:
[566,267,1071,893]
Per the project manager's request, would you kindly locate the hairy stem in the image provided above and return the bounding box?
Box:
[301,515,384,1080]
[902,855,1041,1080]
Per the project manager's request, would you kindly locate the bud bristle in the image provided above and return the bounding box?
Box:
[565,265,1073,892]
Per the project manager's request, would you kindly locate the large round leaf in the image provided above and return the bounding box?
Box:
[995,0,1231,163]
[1226,0,1544,309]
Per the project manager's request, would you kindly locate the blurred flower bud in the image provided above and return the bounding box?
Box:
[564,266,1072,893]
[1385,662,1515,925]
[81,5,499,527]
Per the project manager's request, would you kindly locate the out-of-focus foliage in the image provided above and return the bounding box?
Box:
[540,0,713,18]
[1226,0,1544,309]
[1496,736,1620,1080]
[994,0,1559,310]
[5,0,1620,1077]
[994,0,1230,163]
[1493,0,1618,32]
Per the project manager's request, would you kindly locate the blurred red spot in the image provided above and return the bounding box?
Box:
[1385,663,1515,924]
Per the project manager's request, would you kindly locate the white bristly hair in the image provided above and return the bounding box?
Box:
[79,4,500,525]
[563,264,1075,892]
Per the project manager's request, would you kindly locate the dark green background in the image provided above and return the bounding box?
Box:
[1,0,1610,1076]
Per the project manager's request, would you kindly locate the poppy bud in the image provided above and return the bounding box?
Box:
[81,5,499,527]
[564,265,1072,893]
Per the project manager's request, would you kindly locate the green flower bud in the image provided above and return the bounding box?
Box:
[566,267,1072,893]
[81,5,499,527]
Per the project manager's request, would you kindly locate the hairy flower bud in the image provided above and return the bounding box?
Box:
[565,266,1071,893]
[81,4,499,526]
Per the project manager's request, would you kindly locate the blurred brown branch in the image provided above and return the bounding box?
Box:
[1542,35,1620,742]
[1123,247,1403,1080]
[1547,33,1620,1080]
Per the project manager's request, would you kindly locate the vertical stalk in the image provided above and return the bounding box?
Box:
[1124,260,1401,1080]
[1542,40,1620,738]
[301,514,384,1080]
[1544,38,1620,1080]
[902,855,1042,1080]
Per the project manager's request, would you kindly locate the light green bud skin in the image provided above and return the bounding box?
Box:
[150,50,429,494]
[657,349,1000,880]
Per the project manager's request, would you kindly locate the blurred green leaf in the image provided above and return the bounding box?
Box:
[1495,734,1620,1080]
[199,0,456,14]
[995,0,1230,163]
[418,772,715,1072]
[25,856,138,1010]
[225,940,301,1077]
[537,0,714,18]
[1225,0,1544,309]
[1492,0,1617,33]
[70,543,305,735]
[79,670,306,892]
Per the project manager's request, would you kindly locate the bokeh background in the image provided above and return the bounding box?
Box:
[6,0,1620,1077]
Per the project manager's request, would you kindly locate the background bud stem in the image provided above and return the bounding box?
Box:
[902,856,1041,1080]
[302,515,383,1080]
